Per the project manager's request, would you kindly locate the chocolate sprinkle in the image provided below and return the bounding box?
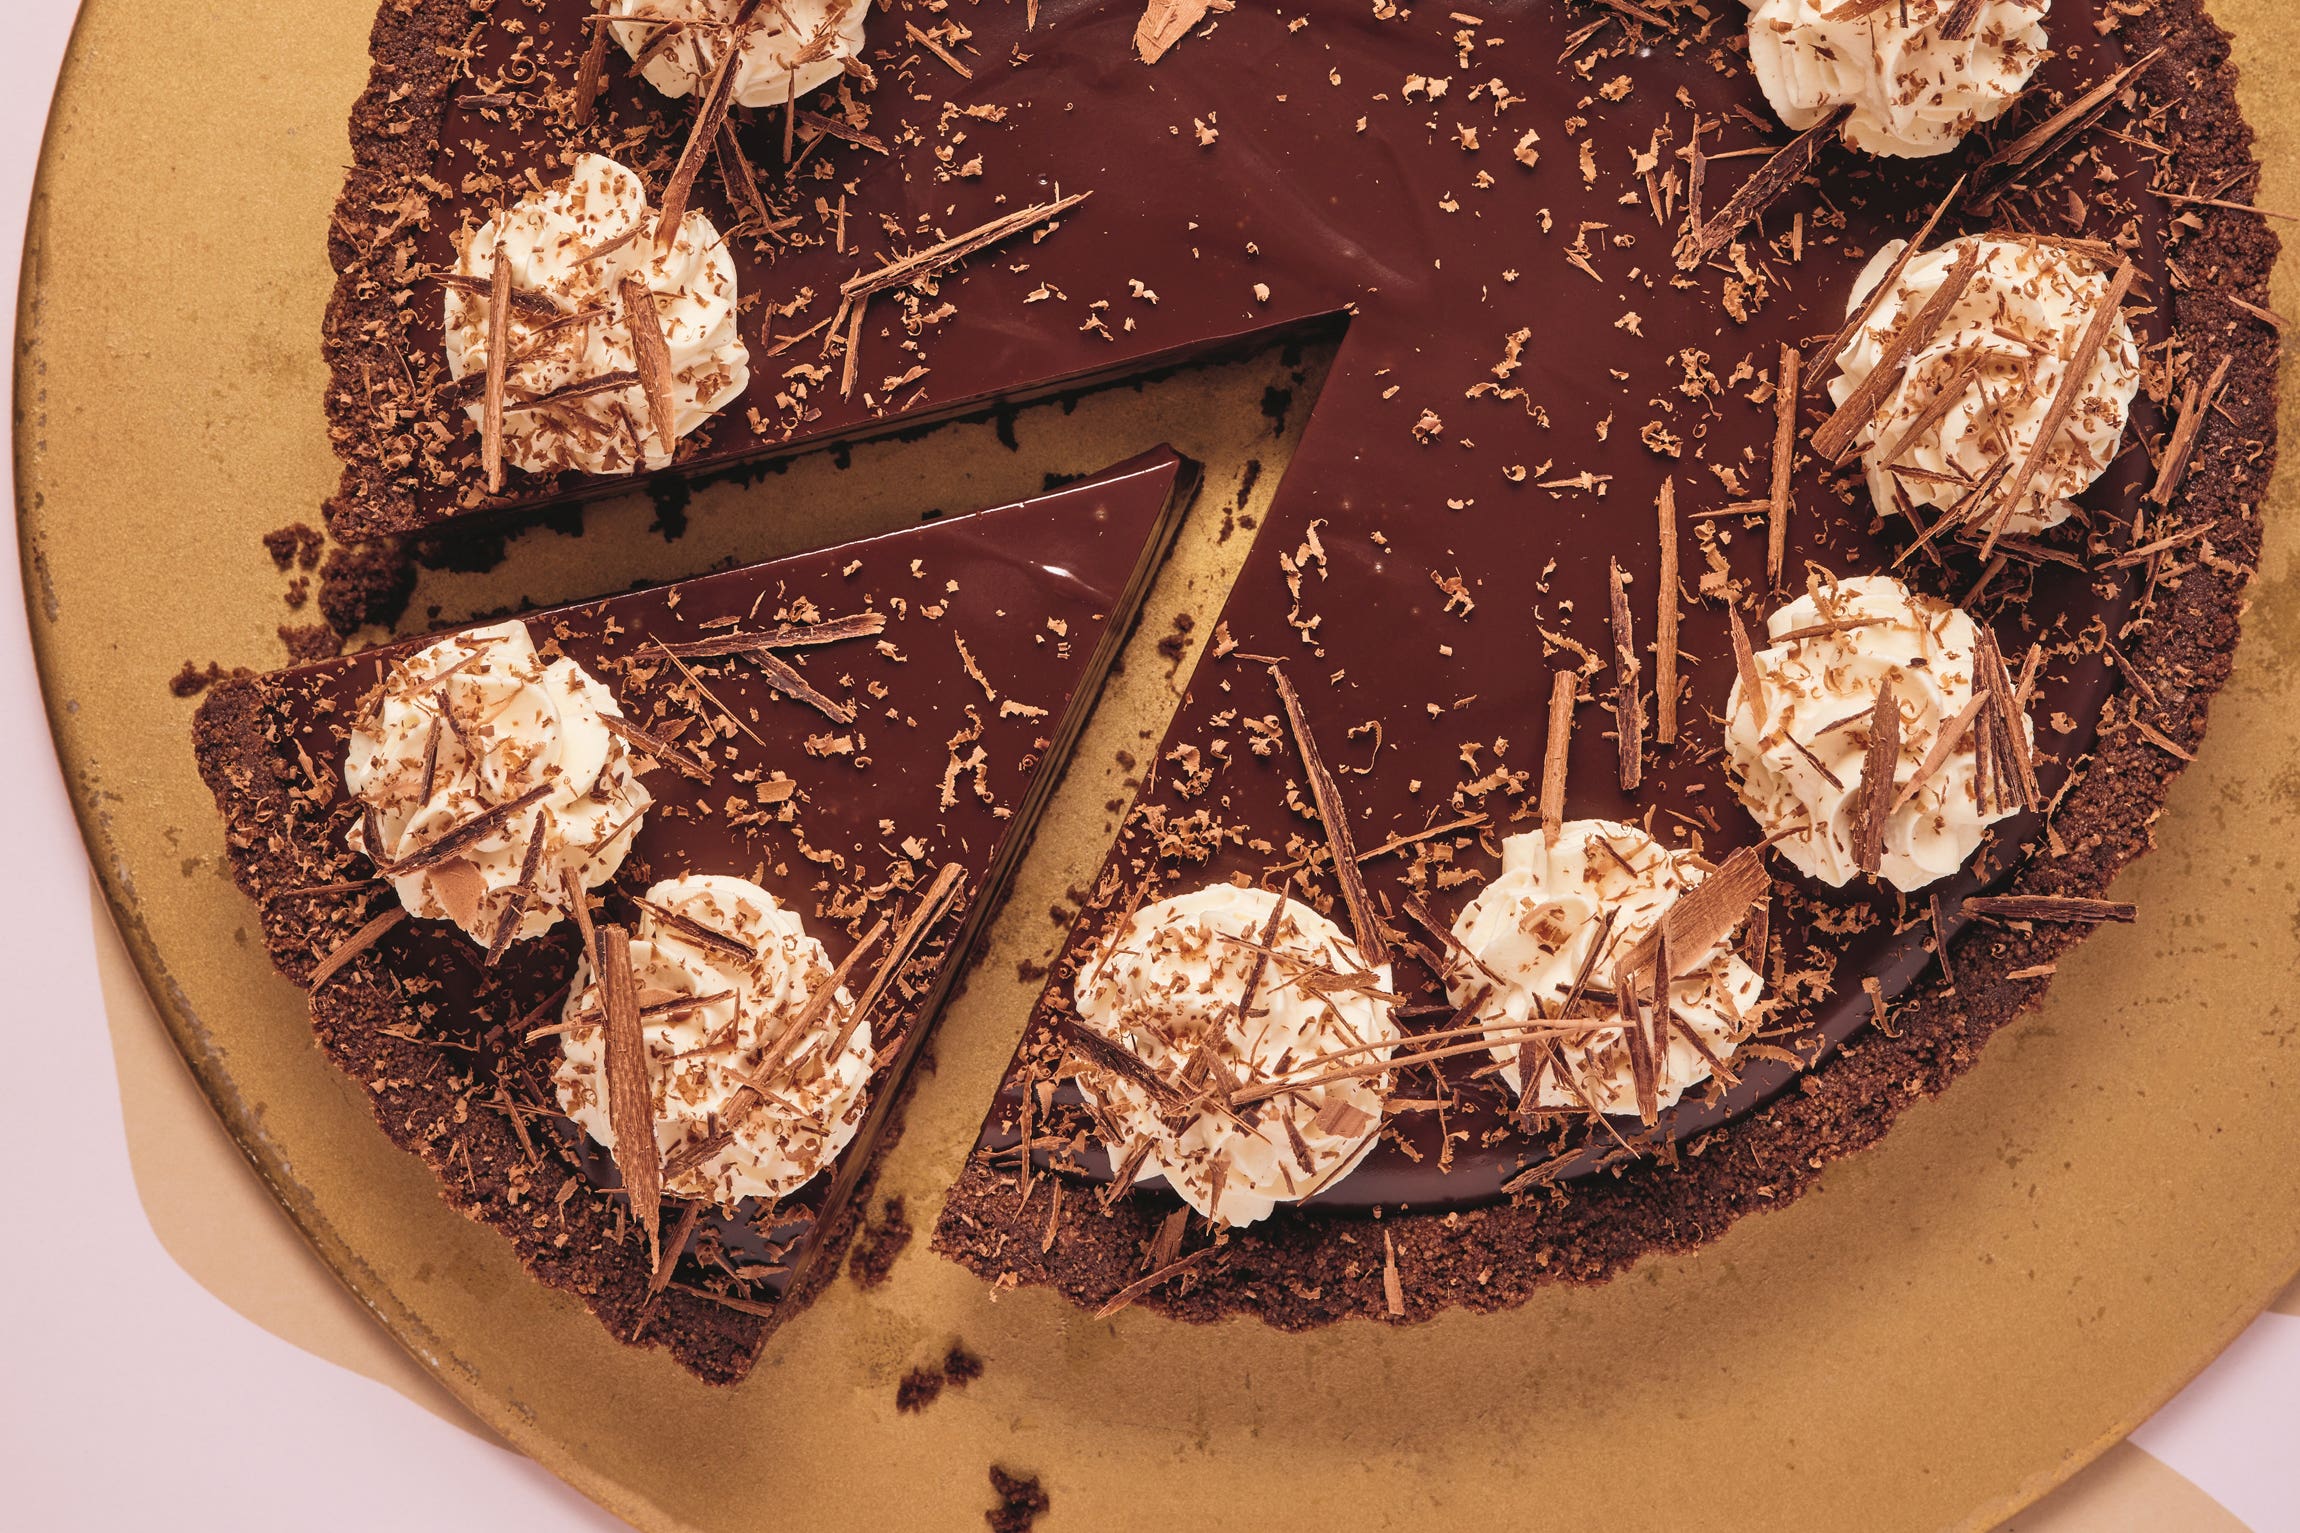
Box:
[597,923,663,1266]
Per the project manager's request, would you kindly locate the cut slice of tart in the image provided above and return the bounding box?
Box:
[193,448,1194,1382]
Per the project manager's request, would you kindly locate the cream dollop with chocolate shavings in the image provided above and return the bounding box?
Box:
[1724,575,2032,891]
[1450,822,1765,1119]
[608,0,870,108]
[344,620,652,945]
[1830,234,2140,537]
[443,153,749,479]
[552,874,870,1206]
[1742,0,2050,159]
[1069,884,1400,1229]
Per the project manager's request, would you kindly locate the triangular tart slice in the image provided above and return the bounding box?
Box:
[193,448,1193,1382]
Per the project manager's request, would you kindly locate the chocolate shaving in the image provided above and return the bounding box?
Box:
[1971,49,2165,201]
[1892,691,1984,813]
[480,242,511,493]
[1269,666,1390,969]
[1540,669,1577,847]
[1812,241,1984,463]
[796,108,888,155]
[2101,519,2221,569]
[1381,1230,1406,1317]
[1607,559,1642,791]
[1615,845,1769,985]
[598,711,713,780]
[500,369,640,415]
[617,276,679,459]
[827,861,965,1061]
[597,923,663,1267]
[655,612,888,654]
[841,194,1091,304]
[482,809,550,967]
[646,639,769,749]
[1939,0,1985,39]
[1978,260,2136,558]
[1962,895,2136,925]
[416,714,441,808]
[538,990,727,1040]
[904,20,974,78]
[562,852,601,970]
[2147,354,2233,507]
[1929,890,1957,991]
[742,646,855,723]
[1728,604,1767,723]
[1134,0,1232,64]
[1614,955,1658,1125]
[1646,921,1673,1121]
[1807,176,1964,375]
[307,908,405,990]
[376,781,556,875]
[570,13,612,127]
[716,123,777,236]
[1768,343,1798,588]
[1093,1244,1216,1319]
[647,1201,703,1299]
[1769,615,1893,644]
[632,896,758,961]
[1853,676,1900,879]
[1786,731,1845,791]
[1973,625,2039,810]
[1058,1018,1192,1114]
[432,270,562,322]
[653,37,744,258]
[1676,106,1845,272]
[1655,478,1680,746]
[665,1282,780,1320]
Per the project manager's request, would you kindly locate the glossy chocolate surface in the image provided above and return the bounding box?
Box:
[374,1,2168,1208]
[253,449,1185,1287]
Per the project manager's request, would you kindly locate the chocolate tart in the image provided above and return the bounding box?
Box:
[308,0,2276,1327]
[192,448,1194,1381]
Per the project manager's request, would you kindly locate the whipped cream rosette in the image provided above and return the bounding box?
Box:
[344,620,653,946]
[1743,0,2051,158]
[1067,884,1400,1228]
[607,0,870,108]
[1829,234,2140,537]
[1724,575,2034,891]
[1450,822,1766,1119]
[552,874,871,1206]
[444,153,749,479]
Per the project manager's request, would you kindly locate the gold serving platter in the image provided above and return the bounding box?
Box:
[20,2,2300,1527]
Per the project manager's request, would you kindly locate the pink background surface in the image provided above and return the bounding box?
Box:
[0,7,2292,1528]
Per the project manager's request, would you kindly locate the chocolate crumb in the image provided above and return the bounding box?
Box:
[317,541,416,635]
[261,522,324,571]
[896,1365,945,1413]
[169,660,233,699]
[986,1467,1050,1533]
[848,1194,913,1289]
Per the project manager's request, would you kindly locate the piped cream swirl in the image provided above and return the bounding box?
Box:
[1069,884,1400,1228]
[1830,234,2140,537]
[607,0,870,108]
[344,620,652,946]
[1743,0,2051,158]
[1723,575,2031,891]
[552,874,870,1206]
[1450,822,1764,1118]
[444,153,748,480]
